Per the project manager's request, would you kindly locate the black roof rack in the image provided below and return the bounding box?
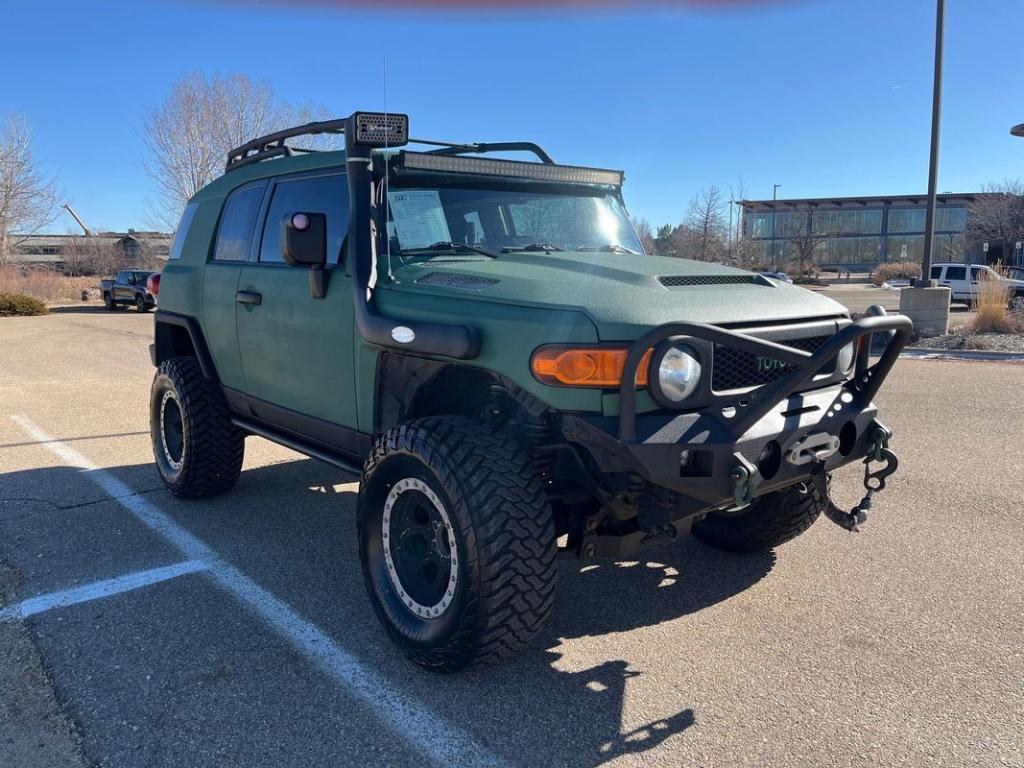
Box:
[225,117,556,173]
[225,118,348,172]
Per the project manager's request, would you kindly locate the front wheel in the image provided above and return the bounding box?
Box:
[692,481,826,553]
[1011,293,1024,313]
[103,292,115,310]
[357,417,557,672]
[150,357,244,498]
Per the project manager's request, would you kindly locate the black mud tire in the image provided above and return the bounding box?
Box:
[103,292,115,310]
[357,417,557,672]
[692,481,826,554]
[136,294,150,312]
[150,357,244,498]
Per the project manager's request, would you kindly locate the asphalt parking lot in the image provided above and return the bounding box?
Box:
[1,306,1022,768]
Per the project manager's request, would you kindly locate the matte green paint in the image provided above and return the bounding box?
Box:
[237,263,359,428]
[159,149,848,432]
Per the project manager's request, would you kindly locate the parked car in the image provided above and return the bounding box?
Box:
[147,111,910,671]
[100,270,158,312]
[929,262,1024,310]
[758,271,793,283]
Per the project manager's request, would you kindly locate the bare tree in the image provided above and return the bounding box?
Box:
[60,235,121,276]
[142,72,334,230]
[967,181,1024,264]
[630,215,655,253]
[775,214,833,276]
[0,114,59,265]
[683,186,726,261]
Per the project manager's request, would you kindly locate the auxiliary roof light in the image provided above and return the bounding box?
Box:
[399,151,624,186]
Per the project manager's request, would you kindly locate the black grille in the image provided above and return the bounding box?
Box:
[711,335,831,391]
[417,272,498,290]
[659,275,761,287]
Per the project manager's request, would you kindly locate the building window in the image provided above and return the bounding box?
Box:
[886,234,924,262]
[816,236,882,265]
[812,209,882,236]
[746,212,773,239]
[887,208,926,233]
[935,206,966,232]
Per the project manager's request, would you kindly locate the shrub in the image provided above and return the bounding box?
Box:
[0,293,49,316]
[969,273,1015,334]
[871,261,921,286]
[0,267,96,302]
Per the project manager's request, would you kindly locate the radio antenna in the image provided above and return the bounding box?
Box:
[383,56,394,282]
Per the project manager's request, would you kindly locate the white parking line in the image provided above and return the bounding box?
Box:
[0,560,207,621]
[10,414,510,768]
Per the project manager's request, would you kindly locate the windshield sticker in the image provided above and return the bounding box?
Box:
[389,190,451,249]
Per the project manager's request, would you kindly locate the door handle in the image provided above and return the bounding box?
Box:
[235,290,262,306]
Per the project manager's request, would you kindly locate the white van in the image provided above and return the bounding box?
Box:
[929,262,1024,310]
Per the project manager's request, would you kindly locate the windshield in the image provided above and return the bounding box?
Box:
[385,186,643,257]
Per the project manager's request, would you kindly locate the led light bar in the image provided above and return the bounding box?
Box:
[400,151,624,186]
[353,112,409,147]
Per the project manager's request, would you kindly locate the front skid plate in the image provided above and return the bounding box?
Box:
[564,383,883,509]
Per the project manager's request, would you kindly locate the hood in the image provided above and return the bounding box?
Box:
[383,251,848,339]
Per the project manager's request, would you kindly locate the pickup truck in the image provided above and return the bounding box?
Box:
[100,270,158,312]
[929,262,1024,310]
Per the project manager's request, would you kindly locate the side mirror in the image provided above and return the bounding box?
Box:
[281,212,327,267]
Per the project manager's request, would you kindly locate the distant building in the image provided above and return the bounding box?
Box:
[6,230,172,272]
[738,193,1001,270]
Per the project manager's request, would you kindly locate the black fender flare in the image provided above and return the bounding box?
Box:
[152,310,219,381]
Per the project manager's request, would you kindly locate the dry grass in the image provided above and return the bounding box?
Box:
[969,272,1017,334]
[871,261,920,286]
[0,267,97,303]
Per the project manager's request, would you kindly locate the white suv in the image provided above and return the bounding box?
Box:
[929,262,1024,311]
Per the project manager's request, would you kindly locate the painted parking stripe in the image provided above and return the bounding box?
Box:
[9,415,510,768]
[0,560,207,622]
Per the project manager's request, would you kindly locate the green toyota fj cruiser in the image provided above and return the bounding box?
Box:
[149,112,911,671]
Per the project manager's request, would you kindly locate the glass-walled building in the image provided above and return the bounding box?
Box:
[740,193,981,269]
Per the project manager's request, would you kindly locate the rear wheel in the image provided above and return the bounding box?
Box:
[150,357,244,498]
[692,481,825,554]
[358,417,557,672]
[1011,293,1024,313]
[136,294,150,312]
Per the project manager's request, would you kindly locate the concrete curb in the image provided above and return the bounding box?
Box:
[900,347,1024,362]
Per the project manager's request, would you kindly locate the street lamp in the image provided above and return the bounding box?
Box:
[772,183,781,269]
[918,0,944,286]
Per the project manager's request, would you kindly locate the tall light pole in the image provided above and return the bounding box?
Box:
[919,0,945,286]
[772,183,781,269]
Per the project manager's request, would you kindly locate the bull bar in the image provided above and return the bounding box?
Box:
[618,313,914,443]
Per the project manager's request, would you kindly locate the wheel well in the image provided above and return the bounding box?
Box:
[153,315,218,380]
[409,366,496,421]
[376,354,498,432]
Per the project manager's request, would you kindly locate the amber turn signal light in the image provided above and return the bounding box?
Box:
[531,345,653,388]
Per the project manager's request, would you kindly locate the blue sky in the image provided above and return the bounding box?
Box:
[3,0,1021,232]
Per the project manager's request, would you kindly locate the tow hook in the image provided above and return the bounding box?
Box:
[729,454,758,510]
[814,427,899,532]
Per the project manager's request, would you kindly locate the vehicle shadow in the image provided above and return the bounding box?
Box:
[0,456,773,768]
[47,304,124,315]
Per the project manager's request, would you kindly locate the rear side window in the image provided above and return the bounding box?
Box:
[258,174,349,264]
[930,266,942,279]
[214,184,264,262]
[945,266,966,280]
[168,203,198,260]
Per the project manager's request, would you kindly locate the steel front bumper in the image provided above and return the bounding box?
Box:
[560,314,913,516]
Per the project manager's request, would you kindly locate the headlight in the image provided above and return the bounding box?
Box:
[836,341,856,374]
[652,343,702,404]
